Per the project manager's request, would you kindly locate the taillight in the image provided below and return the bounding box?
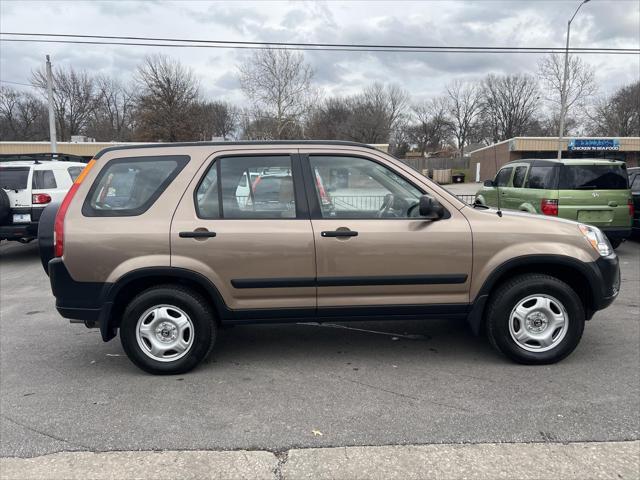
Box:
[315,171,331,206]
[541,198,558,216]
[54,160,96,257]
[32,193,51,204]
[629,199,635,218]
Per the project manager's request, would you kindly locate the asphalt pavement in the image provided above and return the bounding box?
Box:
[0,238,638,460]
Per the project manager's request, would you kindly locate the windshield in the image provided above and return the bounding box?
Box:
[0,167,30,190]
[559,165,628,190]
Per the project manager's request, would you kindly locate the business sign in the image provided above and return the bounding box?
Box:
[568,139,620,151]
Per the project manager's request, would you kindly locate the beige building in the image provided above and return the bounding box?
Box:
[470,137,640,181]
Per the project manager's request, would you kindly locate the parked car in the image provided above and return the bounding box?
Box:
[628,167,640,236]
[0,159,87,243]
[38,141,620,374]
[475,158,633,249]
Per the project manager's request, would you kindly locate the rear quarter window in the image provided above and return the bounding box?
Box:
[559,165,628,190]
[82,155,189,217]
[32,170,57,189]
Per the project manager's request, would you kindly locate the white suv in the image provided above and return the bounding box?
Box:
[0,159,86,243]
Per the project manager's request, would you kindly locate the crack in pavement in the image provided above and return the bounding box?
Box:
[1,414,90,452]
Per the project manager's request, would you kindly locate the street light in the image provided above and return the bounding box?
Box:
[557,0,591,160]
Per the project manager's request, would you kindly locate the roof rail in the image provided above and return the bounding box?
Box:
[0,153,89,164]
[93,140,376,159]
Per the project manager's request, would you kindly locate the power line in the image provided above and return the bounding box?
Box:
[3,31,637,52]
[0,79,38,88]
[0,32,637,55]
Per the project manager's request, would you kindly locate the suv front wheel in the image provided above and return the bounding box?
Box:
[486,274,585,364]
[120,285,217,374]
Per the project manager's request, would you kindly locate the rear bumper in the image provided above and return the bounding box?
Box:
[600,227,631,239]
[1,207,45,239]
[49,258,114,337]
[0,223,38,239]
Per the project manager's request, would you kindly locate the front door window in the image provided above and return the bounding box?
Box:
[309,156,422,219]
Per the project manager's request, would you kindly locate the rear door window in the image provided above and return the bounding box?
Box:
[83,155,189,217]
[0,167,30,190]
[196,156,297,219]
[526,166,558,189]
[512,166,527,188]
[32,170,57,189]
[495,167,513,187]
[631,175,640,191]
[559,165,628,190]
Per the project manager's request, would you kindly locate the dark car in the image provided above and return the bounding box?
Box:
[628,167,640,236]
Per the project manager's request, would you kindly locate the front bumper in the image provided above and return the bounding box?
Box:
[592,253,620,310]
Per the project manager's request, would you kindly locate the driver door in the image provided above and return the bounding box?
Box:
[300,152,472,312]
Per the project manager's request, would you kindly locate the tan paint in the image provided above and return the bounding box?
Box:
[63,142,603,313]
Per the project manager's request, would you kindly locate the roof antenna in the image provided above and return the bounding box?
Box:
[493,142,502,217]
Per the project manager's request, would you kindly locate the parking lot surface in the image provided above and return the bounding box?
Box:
[1,239,638,458]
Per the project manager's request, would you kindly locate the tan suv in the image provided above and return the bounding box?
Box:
[38,141,620,374]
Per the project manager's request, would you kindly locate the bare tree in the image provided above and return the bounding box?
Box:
[445,81,482,157]
[239,49,315,139]
[87,76,136,141]
[345,83,409,143]
[0,87,48,140]
[195,100,238,140]
[480,73,540,142]
[538,53,597,134]
[588,81,639,136]
[410,97,450,154]
[305,97,352,140]
[134,54,200,142]
[32,65,97,140]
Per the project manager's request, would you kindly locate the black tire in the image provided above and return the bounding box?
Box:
[120,285,217,375]
[608,237,623,249]
[485,274,585,365]
[0,189,10,224]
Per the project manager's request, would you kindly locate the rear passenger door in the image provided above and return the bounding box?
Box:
[171,150,317,315]
[504,165,528,210]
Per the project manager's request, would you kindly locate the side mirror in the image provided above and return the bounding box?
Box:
[483,179,495,187]
[419,195,445,219]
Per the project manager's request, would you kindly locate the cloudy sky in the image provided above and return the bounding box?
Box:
[1,0,638,105]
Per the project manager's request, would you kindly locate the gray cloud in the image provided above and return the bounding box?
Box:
[0,0,637,106]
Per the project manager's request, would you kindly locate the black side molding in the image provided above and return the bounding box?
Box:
[317,274,467,287]
[231,274,468,288]
[231,278,316,289]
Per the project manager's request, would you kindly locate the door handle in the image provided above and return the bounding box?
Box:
[321,230,358,238]
[179,230,217,238]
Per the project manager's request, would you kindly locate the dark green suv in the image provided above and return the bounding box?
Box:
[476,159,633,248]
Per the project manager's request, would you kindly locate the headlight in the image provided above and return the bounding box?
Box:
[578,224,612,256]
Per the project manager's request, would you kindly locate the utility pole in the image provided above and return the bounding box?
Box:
[45,55,58,156]
[557,0,591,160]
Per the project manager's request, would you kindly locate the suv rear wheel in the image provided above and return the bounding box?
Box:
[485,274,585,364]
[120,285,216,375]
